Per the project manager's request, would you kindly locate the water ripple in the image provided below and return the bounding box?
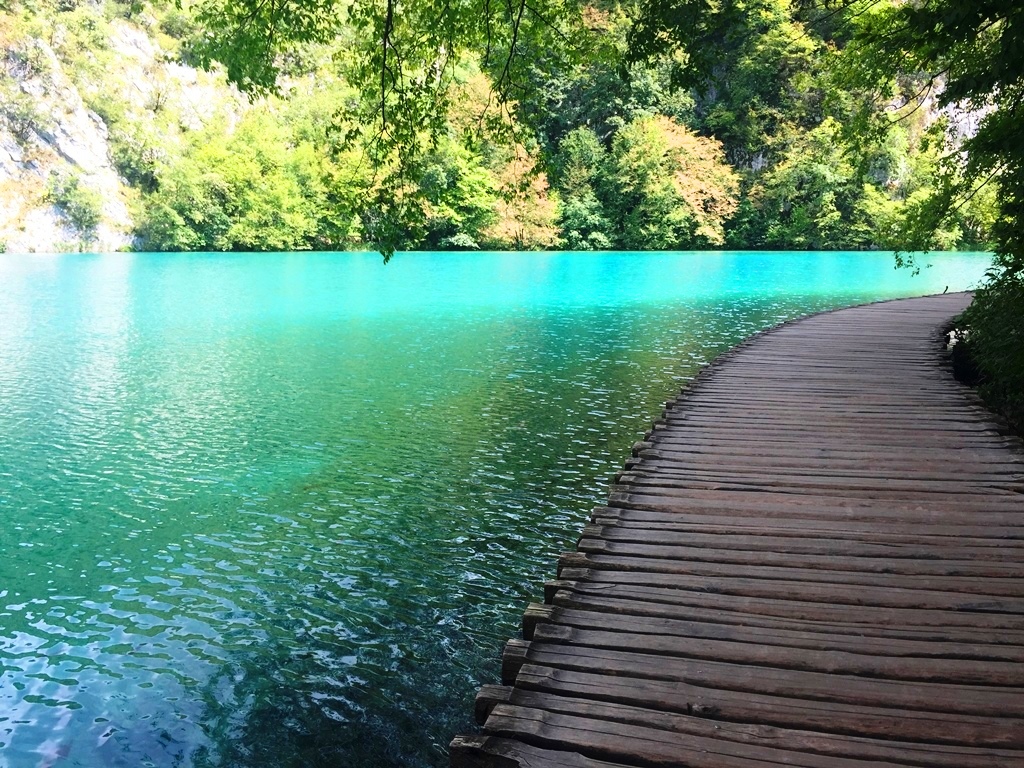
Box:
[0,250,990,767]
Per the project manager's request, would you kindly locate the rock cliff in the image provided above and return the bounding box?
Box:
[1,32,132,252]
[0,9,243,253]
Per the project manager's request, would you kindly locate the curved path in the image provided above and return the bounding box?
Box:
[450,293,1024,768]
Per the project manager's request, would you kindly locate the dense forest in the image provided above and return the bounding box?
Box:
[0,0,999,255]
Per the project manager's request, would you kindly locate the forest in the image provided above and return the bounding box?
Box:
[1,0,1021,426]
[0,0,999,255]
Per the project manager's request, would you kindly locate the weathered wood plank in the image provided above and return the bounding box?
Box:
[622,460,1024,481]
[481,689,1024,767]
[504,641,1024,716]
[557,551,1024,597]
[581,522,1024,560]
[593,501,1024,529]
[590,511,1024,542]
[548,587,1024,640]
[512,665,1024,749]
[595,519,1024,552]
[528,623,1024,685]
[608,489,1024,516]
[451,735,631,768]
[484,704,906,768]
[554,569,1024,618]
[613,477,1024,500]
[525,603,1024,660]
[576,537,1024,578]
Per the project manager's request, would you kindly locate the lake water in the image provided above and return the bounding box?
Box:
[0,250,990,767]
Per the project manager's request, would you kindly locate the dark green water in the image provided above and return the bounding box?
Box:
[0,251,990,767]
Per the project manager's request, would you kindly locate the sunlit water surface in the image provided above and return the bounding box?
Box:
[0,251,990,767]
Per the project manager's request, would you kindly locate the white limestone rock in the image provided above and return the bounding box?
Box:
[0,37,132,253]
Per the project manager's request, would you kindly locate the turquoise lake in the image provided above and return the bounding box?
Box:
[0,250,991,767]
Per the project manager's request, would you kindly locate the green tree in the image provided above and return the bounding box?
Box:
[280,78,374,248]
[516,7,696,157]
[552,126,613,249]
[190,0,583,253]
[418,140,500,250]
[138,111,320,251]
[558,188,613,250]
[607,116,739,249]
[752,118,858,249]
[46,171,103,239]
[632,0,1020,425]
[627,0,821,166]
[835,1,1019,253]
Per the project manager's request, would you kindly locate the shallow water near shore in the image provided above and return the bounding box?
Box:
[0,250,989,767]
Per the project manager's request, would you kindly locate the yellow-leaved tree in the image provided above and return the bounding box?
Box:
[608,116,739,249]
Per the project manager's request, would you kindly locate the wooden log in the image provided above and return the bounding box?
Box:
[549,588,1024,642]
[523,603,555,640]
[576,537,1024,579]
[557,552,1024,598]
[608,489,1024,516]
[590,507,1024,540]
[502,639,530,685]
[613,471,1022,496]
[483,704,913,768]
[579,522,1024,560]
[557,569,1024,618]
[475,685,512,726]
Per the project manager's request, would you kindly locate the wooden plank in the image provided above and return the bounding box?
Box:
[590,511,1024,542]
[624,460,1024,482]
[577,537,1024,579]
[597,497,1024,526]
[625,455,1024,478]
[608,490,1024,517]
[582,523,1024,559]
[526,603,1024,660]
[482,688,1024,767]
[613,474,1023,497]
[557,551,1024,597]
[505,641,1024,716]
[450,735,631,768]
[590,525,1024,556]
[549,587,1024,640]
[643,432,1012,450]
[528,623,1024,685]
[659,409,1003,428]
[513,665,1024,749]
[660,415,1002,434]
[484,704,904,768]
[636,443,1019,463]
[554,568,1024,618]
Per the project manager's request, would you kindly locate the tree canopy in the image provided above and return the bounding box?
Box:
[4,0,1015,260]
[191,0,584,257]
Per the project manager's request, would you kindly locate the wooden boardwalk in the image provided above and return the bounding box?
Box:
[450,293,1024,768]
